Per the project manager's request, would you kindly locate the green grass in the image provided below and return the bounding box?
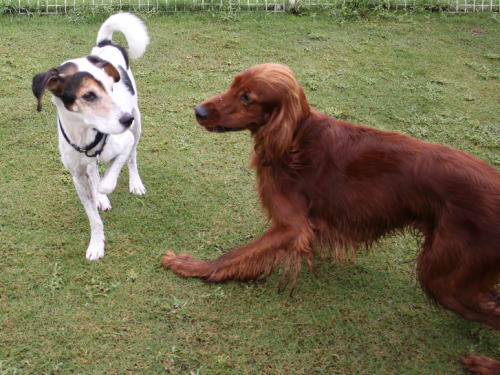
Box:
[0,11,499,375]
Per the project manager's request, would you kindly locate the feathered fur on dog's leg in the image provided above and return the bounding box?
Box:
[163,226,295,281]
[163,222,314,284]
[163,189,314,284]
[462,355,500,375]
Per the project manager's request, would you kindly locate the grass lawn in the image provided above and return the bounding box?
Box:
[0,11,499,375]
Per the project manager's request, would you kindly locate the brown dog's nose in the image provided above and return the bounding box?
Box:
[194,105,209,121]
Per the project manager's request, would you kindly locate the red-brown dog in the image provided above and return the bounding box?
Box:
[163,64,499,374]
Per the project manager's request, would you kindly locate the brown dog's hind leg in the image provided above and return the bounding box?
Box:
[417,217,500,329]
[417,227,500,375]
[418,251,500,329]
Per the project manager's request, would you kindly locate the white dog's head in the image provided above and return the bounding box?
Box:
[32,56,134,134]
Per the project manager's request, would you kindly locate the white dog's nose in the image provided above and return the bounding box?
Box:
[119,113,134,128]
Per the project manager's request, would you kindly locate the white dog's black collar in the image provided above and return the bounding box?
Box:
[58,118,108,158]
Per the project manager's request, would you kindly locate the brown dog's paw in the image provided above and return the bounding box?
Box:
[161,251,212,279]
[477,290,500,316]
[462,355,500,375]
[161,251,194,270]
[161,251,180,268]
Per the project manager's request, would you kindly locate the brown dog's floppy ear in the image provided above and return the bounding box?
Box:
[259,95,298,163]
[32,68,63,112]
[256,70,310,163]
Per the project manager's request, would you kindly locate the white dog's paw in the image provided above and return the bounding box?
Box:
[98,177,117,195]
[129,179,146,196]
[86,242,105,261]
[97,194,112,211]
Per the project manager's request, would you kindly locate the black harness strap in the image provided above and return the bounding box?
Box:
[58,118,108,158]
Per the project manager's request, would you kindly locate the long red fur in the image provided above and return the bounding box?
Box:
[163,64,500,374]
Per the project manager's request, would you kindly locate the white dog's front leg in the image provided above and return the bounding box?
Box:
[127,109,146,195]
[72,173,105,261]
[88,163,112,211]
[127,148,146,195]
[98,132,134,195]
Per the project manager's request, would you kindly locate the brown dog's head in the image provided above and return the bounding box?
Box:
[195,63,310,162]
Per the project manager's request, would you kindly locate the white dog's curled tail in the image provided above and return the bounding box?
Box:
[96,12,149,59]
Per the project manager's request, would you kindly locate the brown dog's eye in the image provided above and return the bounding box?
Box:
[82,92,98,102]
[241,92,253,104]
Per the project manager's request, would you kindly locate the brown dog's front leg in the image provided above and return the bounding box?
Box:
[162,224,313,282]
[462,355,500,375]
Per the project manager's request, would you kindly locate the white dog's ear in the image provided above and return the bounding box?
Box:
[102,62,120,83]
[87,55,120,83]
[32,68,63,112]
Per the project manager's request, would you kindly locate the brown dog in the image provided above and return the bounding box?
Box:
[163,64,499,374]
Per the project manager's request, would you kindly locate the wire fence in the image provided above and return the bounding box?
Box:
[2,0,499,13]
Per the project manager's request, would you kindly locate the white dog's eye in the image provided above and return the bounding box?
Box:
[82,92,98,102]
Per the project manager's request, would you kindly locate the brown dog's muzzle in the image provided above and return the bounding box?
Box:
[194,104,209,121]
[194,103,245,133]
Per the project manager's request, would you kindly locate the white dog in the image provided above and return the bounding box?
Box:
[32,13,149,261]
